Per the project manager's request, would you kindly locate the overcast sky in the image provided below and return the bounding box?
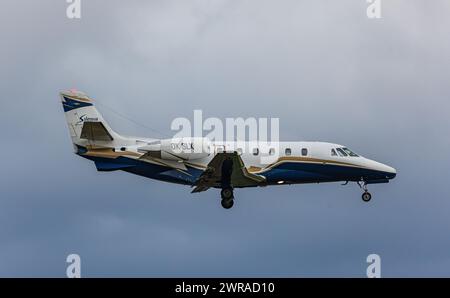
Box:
[1,0,450,277]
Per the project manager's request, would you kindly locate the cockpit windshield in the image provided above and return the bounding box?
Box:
[336,148,348,157]
[332,147,359,157]
[342,147,359,157]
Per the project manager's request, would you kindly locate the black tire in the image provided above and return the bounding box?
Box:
[362,192,372,202]
[221,188,234,200]
[221,198,234,209]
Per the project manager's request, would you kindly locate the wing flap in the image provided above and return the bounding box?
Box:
[139,152,188,171]
[191,152,265,193]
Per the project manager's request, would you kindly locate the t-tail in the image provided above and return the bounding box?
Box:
[60,89,128,153]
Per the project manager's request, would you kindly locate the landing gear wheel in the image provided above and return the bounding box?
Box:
[220,187,234,209]
[221,188,234,200]
[221,198,234,209]
[362,191,372,202]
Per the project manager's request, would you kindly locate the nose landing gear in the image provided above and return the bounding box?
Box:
[362,191,372,202]
[220,187,234,209]
[358,180,372,202]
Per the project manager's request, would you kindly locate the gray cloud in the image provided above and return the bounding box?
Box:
[0,0,450,277]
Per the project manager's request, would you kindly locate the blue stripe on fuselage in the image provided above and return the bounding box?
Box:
[79,154,203,185]
[260,162,393,184]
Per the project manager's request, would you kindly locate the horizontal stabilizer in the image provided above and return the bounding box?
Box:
[80,121,113,141]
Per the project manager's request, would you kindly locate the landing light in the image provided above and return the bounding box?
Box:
[277,181,284,184]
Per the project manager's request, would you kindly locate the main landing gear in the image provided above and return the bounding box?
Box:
[220,187,234,209]
[358,180,372,202]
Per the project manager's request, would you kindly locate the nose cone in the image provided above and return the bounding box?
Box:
[366,159,397,180]
[384,165,397,179]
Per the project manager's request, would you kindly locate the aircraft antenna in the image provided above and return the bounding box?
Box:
[94,99,171,139]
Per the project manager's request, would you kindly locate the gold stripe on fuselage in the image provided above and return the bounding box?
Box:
[82,148,368,175]
[251,156,368,174]
[83,148,141,158]
[247,166,263,173]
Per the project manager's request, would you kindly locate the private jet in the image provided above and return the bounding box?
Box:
[61,90,396,209]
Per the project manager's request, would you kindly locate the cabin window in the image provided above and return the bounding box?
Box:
[342,147,358,157]
[269,148,275,155]
[331,149,337,156]
[285,148,292,156]
[301,148,308,156]
[336,148,348,157]
[253,148,259,156]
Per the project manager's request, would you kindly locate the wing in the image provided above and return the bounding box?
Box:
[191,152,266,193]
[80,121,113,141]
[139,151,189,172]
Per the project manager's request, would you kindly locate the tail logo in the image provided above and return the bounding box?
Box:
[75,114,99,126]
[62,96,93,112]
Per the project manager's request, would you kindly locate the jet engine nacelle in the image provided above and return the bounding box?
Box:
[139,137,211,161]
